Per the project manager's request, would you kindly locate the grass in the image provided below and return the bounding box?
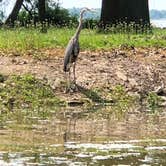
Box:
[0,74,64,111]
[0,27,165,53]
[147,92,163,111]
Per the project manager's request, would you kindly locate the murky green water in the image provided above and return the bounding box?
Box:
[0,107,166,165]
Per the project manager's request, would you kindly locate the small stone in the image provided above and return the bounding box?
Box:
[116,71,128,81]
[161,55,166,58]
[128,78,138,86]
[154,86,166,96]
[11,58,17,63]
[160,96,166,101]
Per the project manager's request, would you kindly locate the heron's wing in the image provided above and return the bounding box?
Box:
[73,40,80,57]
[63,38,75,71]
[63,38,80,71]
[65,38,74,56]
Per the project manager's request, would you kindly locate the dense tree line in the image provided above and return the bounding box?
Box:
[0,0,77,28]
[150,10,166,19]
[1,7,165,25]
[68,8,166,20]
[0,0,153,32]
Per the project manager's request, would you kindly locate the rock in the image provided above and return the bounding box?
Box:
[19,61,28,65]
[161,55,166,58]
[160,96,166,101]
[67,100,84,107]
[128,78,138,87]
[127,91,140,99]
[158,96,166,107]
[159,102,166,107]
[11,58,17,64]
[154,85,166,96]
[116,70,128,81]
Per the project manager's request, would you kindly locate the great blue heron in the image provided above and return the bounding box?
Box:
[63,8,93,92]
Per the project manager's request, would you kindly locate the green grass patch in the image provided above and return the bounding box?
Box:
[0,27,165,53]
[146,92,163,111]
[0,74,64,111]
[81,85,137,116]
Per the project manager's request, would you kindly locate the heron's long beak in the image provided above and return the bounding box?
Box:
[82,7,97,13]
[90,9,97,13]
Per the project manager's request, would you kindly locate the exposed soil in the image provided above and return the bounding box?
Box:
[0,47,166,103]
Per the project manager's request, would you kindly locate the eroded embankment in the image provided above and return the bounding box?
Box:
[0,47,166,110]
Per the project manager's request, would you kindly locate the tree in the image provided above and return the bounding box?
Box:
[100,0,150,30]
[38,0,46,23]
[0,11,4,21]
[38,0,47,32]
[5,0,24,26]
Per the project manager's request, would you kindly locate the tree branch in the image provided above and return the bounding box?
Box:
[22,3,33,18]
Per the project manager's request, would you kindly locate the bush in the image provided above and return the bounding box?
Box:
[17,2,78,28]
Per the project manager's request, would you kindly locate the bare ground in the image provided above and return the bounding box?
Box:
[0,47,166,103]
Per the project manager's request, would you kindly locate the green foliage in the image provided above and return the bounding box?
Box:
[150,9,166,19]
[69,8,166,20]
[147,92,162,110]
[0,28,165,52]
[45,4,77,27]
[0,74,64,111]
[17,1,78,27]
[17,10,31,27]
[0,10,4,22]
[98,21,152,34]
[68,8,100,20]
[109,85,135,111]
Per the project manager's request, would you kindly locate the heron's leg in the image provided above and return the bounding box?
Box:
[73,62,76,84]
[72,62,79,92]
[64,69,71,93]
[64,72,69,93]
[68,68,71,88]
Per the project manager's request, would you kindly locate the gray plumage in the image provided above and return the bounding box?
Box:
[63,8,92,75]
[63,36,80,72]
[63,8,94,92]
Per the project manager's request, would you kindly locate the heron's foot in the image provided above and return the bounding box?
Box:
[64,87,70,93]
[72,83,79,92]
[64,82,78,93]
[71,80,79,91]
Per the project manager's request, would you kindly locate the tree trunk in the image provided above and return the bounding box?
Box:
[100,0,150,29]
[5,0,24,27]
[38,0,46,22]
[100,0,119,26]
[38,0,47,32]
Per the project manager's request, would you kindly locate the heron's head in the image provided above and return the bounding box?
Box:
[79,8,96,21]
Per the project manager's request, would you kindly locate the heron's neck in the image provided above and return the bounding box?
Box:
[74,19,83,39]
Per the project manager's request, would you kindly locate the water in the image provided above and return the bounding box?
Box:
[151,19,166,28]
[0,107,165,165]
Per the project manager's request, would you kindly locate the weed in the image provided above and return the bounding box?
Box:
[0,28,165,53]
[0,74,64,111]
[109,85,135,112]
[147,92,162,110]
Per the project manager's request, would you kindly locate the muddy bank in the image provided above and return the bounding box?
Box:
[0,47,166,107]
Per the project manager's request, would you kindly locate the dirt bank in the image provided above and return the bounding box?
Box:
[0,47,166,104]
